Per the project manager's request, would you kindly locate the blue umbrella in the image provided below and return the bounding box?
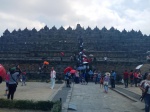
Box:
[76,66,85,70]
[88,70,93,75]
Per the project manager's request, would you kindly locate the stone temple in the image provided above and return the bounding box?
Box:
[0,24,149,80]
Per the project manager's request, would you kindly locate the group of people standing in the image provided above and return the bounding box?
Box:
[64,70,89,88]
[91,70,117,93]
[122,70,150,112]
[123,70,143,88]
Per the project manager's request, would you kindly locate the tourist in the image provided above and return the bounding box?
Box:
[15,65,22,82]
[139,73,150,112]
[137,72,142,84]
[4,73,9,96]
[7,68,20,100]
[100,75,104,87]
[123,70,129,88]
[85,72,88,85]
[110,70,117,88]
[50,67,56,89]
[75,70,79,84]
[97,72,101,82]
[21,70,26,86]
[103,73,110,93]
[39,65,42,73]
[81,72,86,85]
[100,74,104,88]
[134,70,138,87]
[94,71,98,84]
[65,72,71,87]
[129,70,134,87]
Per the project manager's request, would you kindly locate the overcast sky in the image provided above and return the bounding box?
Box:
[0,0,150,36]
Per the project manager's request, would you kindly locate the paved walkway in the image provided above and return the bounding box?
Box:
[0,81,65,112]
[0,81,63,101]
[0,81,145,112]
[62,83,143,112]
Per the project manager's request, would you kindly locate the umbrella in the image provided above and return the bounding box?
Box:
[0,64,6,83]
[88,70,93,75]
[89,54,93,57]
[135,64,143,69]
[76,66,85,70]
[82,54,87,57]
[94,72,98,75]
[64,67,73,74]
[70,70,76,74]
[83,62,88,64]
[43,61,49,65]
[83,57,88,62]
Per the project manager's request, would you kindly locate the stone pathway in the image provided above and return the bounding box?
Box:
[67,83,143,112]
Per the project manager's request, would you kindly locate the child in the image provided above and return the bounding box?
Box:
[21,71,26,86]
[103,73,110,93]
[100,75,104,88]
[4,73,10,96]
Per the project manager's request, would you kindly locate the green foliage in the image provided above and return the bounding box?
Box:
[0,98,61,111]
[36,101,54,111]
[0,98,14,108]
[13,100,35,110]
[51,101,62,112]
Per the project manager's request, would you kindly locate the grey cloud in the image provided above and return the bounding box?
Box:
[0,0,150,36]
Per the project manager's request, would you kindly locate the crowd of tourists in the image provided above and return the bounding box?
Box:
[63,69,117,93]
[122,69,150,112]
[123,70,143,88]
[63,68,150,112]
[2,64,150,112]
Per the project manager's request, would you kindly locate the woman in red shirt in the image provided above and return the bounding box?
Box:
[129,70,134,87]
[123,70,129,88]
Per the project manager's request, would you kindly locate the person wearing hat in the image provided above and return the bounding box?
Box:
[103,73,110,93]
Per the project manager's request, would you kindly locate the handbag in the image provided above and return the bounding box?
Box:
[121,79,124,84]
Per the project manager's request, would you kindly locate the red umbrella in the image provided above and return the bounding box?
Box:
[70,70,76,74]
[64,67,73,74]
[0,64,6,83]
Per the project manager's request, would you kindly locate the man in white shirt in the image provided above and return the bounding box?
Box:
[50,67,56,89]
